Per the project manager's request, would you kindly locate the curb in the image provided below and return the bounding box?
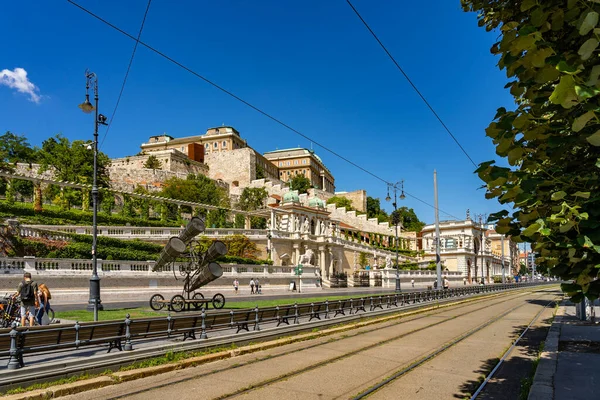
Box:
[2,376,114,400]
[528,304,564,400]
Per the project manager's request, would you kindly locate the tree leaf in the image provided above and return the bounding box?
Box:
[572,110,596,132]
[578,38,599,61]
[522,222,541,237]
[580,11,599,36]
[586,65,600,86]
[551,191,567,200]
[560,221,576,233]
[573,191,591,198]
[556,61,579,74]
[550,75,578,108]
[587,129,600,146]
[575,85,600,100]
[508,148,523,165]
[520,0,537,12]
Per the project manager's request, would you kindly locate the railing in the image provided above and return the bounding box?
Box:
[0,282,551,369]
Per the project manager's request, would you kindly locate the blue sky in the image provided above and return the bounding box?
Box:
[0,0,515,224]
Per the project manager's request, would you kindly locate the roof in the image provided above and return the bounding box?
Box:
[263,148,333,176]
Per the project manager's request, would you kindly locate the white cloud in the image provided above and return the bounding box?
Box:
[0,67,42,103]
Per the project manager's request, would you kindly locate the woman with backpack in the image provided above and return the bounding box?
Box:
[37,283,52,325]
[13,272,39,327]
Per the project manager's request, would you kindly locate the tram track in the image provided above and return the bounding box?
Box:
[87,287,557,400]
[350,296,558,399]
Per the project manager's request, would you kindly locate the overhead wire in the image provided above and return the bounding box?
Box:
[346,0,479,169]
[99,0,153,150]
[67,0,460,220]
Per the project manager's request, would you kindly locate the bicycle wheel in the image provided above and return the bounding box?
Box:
[192,292,205,310]
[149,294,166,311]
[47,308,55,324]
[212,293,225,309]
[170,295,186,312]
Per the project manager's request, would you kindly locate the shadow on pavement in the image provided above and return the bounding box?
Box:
[453,324,551,399]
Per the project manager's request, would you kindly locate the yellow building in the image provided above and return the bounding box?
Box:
[263,148,335,193]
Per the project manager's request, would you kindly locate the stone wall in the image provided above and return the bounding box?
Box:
[205,148,256,197]
[110,150,208,175]
[334,190,367,213]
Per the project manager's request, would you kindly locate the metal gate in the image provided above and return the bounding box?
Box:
[354,271,370,287]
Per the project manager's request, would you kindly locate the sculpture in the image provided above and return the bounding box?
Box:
[302,217,310,233]
[385,254,392,269]
[289,215,295,232]
[298,249,315,265]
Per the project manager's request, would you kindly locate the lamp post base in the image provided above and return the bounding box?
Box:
[395,274,401,292]
[86,275,104,312]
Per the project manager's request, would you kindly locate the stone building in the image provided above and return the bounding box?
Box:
[420,216,511,283]
[263,148,335,193]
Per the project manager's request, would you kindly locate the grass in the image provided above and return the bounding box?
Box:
[1,370,113,395]
[56,294,395,322]
[519,340,546,400]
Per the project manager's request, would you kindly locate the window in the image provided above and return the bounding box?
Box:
[279,162,283,167]
[294,160,298,165]
[222,141,227,148]
[205,144,209,149]
[287,161,290,166]
[214,142,218,148]
[302,159,307,164]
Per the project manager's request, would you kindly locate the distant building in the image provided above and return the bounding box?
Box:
[263,148,335,193]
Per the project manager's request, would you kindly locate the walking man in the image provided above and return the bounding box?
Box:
[256,278,261,294]
[411,279,415,288]
[14,272,39,327]
[250,278,255,294]
[233,279,239,294]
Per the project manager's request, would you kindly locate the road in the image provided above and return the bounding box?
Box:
[59,287,559,400]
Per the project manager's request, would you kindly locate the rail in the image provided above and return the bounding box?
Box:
[0,282,549,369]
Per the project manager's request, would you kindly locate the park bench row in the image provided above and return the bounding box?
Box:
[0,283,529,369]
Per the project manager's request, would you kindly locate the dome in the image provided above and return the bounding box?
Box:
[308,197,325,208]
[283,191,299,203]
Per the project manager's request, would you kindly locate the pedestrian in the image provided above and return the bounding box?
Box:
[463,277,467,286]
[13,272,39,327]
[433,280,438,290]
[233,279,239,294]
[411,279,415,288]
[443,277,450,290]
[250,278,255,294]
[256,278,261,294]
[37,283,52,325]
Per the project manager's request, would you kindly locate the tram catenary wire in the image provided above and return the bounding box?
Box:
[66,0,459,219]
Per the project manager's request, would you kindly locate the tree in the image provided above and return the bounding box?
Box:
[367,196,389,223]
[160,174,225,206]
[37,134,110,187]
[519,263,529,276]
[463,0,600,301]
[237,187,268,229]
[358,252,369,269]
[327,195,355,210]
[393,207,425,232]
[289,174,311,194]
[0,131,38,169]
[143,155,162,170]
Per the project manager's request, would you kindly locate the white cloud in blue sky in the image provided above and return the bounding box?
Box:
[0,67,41,103]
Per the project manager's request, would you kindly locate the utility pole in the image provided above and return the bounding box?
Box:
[434,170,442,290]
[501,235,505,284]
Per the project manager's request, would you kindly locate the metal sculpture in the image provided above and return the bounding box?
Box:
[149,217,228,312]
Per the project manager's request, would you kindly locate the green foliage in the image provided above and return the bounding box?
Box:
[0,131,38,172]
[327,195,355,210]
[393,206,425,232]
[463,0,600,301]
[0,201,178,227]
[143,155,162,170]
[255,163,265,179]
[288,174,311,194]
[358,252,368,268]
[238,187,268,211]
[159,174,229,207]
[367,197,389,223]
[519,262,529,276]
[37,134,110,187]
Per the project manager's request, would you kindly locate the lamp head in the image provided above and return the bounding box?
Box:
[399,192,406,200]
[86,144,93,150]
[78,94,95,114]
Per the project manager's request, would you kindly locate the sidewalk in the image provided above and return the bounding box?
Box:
[529,301,600,400]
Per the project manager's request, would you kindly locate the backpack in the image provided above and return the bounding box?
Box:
[21,281,34,302]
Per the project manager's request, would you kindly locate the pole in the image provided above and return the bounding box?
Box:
[501,235,505,284]
[480,217,485,284]
[433,170,442,290]
[86,73,103,319]
[394,190,401,292]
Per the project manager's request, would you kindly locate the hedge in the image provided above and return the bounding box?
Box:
[0,201,180,227]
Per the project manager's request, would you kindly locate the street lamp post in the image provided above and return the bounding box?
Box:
[78,69,108,321]
[386,180,405,292]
